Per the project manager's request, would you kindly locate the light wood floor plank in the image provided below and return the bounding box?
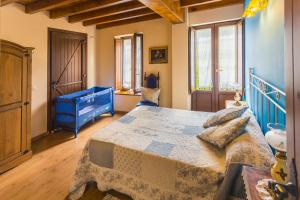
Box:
[0,114,130,200]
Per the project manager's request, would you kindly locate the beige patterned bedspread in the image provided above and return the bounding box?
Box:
[68,106,274,200]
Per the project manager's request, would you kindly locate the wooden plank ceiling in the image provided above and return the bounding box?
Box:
[1,0,243,29]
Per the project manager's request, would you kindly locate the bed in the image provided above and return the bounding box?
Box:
[68,105,275,200]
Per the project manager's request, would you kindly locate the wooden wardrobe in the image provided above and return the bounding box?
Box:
[0,40,33,174]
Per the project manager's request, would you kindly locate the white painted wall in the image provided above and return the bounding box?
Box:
[114,95,141,112]
[189,4,244,26]
[171,11,190,110]
[95,18,172,110]
[0,4,96,138]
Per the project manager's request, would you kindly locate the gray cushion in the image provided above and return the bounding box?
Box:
[203,106,248,128]
[141,87,160,104]
[198,116,250,148]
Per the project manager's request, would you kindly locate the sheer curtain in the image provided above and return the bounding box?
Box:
[195,29,212,91]
[135,35,142,91]
[122,38,132,89]
[218,25,238,91]
[190,22,242,96]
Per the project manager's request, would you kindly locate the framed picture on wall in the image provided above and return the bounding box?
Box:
[149,46,168,64]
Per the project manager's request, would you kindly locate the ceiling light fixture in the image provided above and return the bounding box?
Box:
[242,0,268,18]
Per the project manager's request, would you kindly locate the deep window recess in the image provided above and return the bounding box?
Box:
[115,33,143,94]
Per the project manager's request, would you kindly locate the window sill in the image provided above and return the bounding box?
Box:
[115,90,141,96]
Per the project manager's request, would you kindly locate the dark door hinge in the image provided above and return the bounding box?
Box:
[24,52,30,57]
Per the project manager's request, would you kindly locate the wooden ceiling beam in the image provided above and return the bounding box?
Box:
[83,8,154,26]
[180,0,222,8]
[137,0,184,23]
[50,0,131,19]
[1,0,16,6]
[68,1,146,23]
[189,0,243,12]
[25,0,79,14]
[96,13,161,29]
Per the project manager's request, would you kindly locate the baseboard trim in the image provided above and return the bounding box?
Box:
[115,111,128,115]
[32,111,126,142]
[31,131,49,142]
[0,150,32,174]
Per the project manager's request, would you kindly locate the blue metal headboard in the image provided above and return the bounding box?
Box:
[248,68,286,133]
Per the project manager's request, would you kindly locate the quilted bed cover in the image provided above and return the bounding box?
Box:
[68,106,274,200]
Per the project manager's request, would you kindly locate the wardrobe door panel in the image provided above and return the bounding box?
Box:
[0,52,23,106]
[0,108,22,161]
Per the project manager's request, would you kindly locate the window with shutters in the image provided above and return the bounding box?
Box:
[115,33,143,94]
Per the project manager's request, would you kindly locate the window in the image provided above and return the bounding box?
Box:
[193,28,213,91]
[218,25,239,91]
[189,20,244,112]
[115,33,143,93]
[190,21,243,92]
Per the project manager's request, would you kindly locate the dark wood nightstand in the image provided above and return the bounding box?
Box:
[242,166,272,200]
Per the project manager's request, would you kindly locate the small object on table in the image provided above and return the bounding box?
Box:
[256,178,276,200]
[225,100,247,109]
[242,166,272,200]
[242,166,289,200]
[256,179,289,200]
[234,91,242,106]
[231,82,243,106]
[115,89,135,95]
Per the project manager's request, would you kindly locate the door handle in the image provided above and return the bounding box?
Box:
[24,101,30,105]
[51,81,57,89]
[216,68,223,73]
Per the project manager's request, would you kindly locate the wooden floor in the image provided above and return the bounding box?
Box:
[0,114,131,200]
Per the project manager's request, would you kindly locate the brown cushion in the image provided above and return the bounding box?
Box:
[198,116,250,148]
[203,106,248,128]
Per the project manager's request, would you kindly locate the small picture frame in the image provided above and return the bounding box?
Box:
[149,46,168,64]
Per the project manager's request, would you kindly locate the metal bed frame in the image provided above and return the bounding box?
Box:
[248,68,286,132]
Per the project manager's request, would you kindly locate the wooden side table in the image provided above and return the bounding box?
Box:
[242,166,272,200]
[225,100,247,109]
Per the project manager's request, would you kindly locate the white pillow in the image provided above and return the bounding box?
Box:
[141,87,160,105]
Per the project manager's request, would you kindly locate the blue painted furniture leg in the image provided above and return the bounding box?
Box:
[75,129,79,138]
[110,110,115,116]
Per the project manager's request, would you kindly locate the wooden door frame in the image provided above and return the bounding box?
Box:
[190,19,243,111]
[214,20,242,110]
[133,33,144,93]
[47,28,88,132]
[194,23,216,111]
[285,0,299,197]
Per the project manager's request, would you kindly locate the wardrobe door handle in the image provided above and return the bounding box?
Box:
[24,102,30,105]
